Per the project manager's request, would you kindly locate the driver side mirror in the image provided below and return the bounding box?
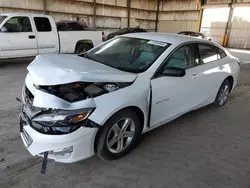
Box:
[0,26,8,32]
[161,67,186,77]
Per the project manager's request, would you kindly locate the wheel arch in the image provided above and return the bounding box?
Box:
[93,105,146,153]
[75,40,94,52]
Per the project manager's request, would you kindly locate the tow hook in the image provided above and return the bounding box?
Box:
[41,152,49,174]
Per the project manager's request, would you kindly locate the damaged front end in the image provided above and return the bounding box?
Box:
[19,55,137,172]
[19,72,134,173]
[21,74,130,135]
[20,84,98,136]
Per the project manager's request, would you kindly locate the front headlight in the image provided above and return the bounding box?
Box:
[32,108,94,127]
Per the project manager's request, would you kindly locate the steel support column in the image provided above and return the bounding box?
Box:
[94,0,97,28]
[127,0,131,27]
[155,0,160,32]
[196,0,203,32]
[223,1,234,47]
[43,0,47,14]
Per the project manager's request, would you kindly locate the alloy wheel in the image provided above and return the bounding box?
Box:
[218,84,230,105]
[106,118,135,154]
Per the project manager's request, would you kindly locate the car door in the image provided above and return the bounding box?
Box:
[32,16,59,54]
[0,16,37,59]
[196,43,229,103]
[150,43,207,127]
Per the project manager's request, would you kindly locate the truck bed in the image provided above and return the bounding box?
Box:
[58,31,103,54]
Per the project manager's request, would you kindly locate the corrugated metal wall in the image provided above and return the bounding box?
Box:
[202,1,250,48]
[228,22,250,48]
[0,0,200,34]
[227,7,250,48]
[158,0,199,33]
[200,8,229,45]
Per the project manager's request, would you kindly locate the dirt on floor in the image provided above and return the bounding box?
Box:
[0,54,250,188]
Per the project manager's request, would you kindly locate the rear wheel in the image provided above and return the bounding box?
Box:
[75,43,92,54]
[214,79,231,107]
[96,109,141,161]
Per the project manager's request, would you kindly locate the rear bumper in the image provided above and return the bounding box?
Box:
[20,120,98,163]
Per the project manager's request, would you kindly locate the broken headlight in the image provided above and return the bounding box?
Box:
[32,108,94,127]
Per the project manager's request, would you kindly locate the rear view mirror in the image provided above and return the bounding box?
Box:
[162,67,186,77]
[0,26,8,32]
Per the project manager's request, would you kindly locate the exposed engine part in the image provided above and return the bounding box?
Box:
[36,82,131,103]
[61,91,84,102]
[84,84,104,97]
[103,84,119,92]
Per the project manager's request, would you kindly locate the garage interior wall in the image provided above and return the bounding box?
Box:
[227,7,250,48]
[200,8,230,45]
[202,0,250,48]
[0,0,200,34]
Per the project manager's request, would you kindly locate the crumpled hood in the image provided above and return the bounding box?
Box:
[27,54,137,85]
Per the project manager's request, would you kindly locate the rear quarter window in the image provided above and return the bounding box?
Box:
[198,44,227,64]
[34,17,52,32]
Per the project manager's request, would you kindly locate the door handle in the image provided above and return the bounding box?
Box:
[28,35,35,39]
[192,73,199,78]
[219,65,225,70]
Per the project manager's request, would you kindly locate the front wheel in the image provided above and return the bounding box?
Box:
[96,109,141,161]
[214,79,231,107]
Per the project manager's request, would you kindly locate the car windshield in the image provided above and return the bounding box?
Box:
[84,37,170,73]
[0,16,7,24]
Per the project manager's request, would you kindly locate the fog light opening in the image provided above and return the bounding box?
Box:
[50,146,73,157]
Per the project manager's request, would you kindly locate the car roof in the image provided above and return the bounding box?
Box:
[1,13,50,17]
[123,32,204,45]
[57,20,83,24]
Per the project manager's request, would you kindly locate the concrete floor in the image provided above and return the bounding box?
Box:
[0,52,250,188]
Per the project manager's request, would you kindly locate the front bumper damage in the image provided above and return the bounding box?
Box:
[20,111,98,163]
[20,74,100,167]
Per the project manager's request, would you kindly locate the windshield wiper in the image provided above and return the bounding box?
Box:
[79,52,89,59]
[115,65,139,73]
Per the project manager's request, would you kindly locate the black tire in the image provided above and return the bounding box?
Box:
[214,79,231,108]
[96,109,141,161]
[75,43,92,54]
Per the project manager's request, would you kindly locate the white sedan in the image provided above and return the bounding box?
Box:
[20,33,240,163]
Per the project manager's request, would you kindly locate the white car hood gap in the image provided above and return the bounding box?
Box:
[28,54,137,85]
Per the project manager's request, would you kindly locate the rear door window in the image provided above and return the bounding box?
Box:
[198,44,226,64]
[34,17,52,32]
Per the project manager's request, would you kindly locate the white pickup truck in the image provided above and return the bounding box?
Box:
[0,13,103,60]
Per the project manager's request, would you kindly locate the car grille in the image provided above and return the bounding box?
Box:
[21,128,33,147]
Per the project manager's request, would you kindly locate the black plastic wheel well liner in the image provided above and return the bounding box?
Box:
[75,40,93,49]
[226,76,234,92]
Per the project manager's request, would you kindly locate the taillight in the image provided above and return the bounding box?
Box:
[237,59,240,66]
[102,31,105,41]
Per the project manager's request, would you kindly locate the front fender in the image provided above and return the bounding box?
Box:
[88,81,150,130]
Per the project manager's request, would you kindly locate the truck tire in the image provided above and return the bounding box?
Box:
[75,43,92,54]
